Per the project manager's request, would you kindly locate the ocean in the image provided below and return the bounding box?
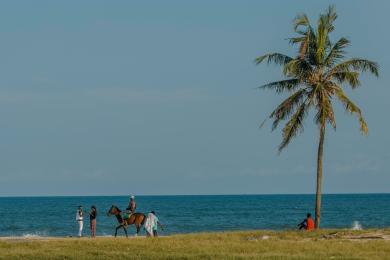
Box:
[0,194,389,237]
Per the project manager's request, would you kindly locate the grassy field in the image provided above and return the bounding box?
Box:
[1,229,390,259]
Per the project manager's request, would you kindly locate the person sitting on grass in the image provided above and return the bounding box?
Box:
[298,213,315,231]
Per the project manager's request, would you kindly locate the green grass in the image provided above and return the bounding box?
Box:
[1,229,390,259]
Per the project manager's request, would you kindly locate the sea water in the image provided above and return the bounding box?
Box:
[0,194,389,237]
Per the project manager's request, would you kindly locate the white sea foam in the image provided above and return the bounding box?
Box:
[351,221,363,230]
[22,231,48,238]
[22,234,41,238]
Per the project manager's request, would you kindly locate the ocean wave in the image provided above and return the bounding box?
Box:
[22,231,48,238]
[351,221,363,230]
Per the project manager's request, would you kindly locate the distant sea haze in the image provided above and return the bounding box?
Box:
[0,194,389,237]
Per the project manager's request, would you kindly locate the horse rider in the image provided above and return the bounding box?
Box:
[126,195,137,216]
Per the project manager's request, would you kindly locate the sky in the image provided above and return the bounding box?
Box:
[0,1,389,196]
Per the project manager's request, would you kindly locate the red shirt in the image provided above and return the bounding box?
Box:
[306,217,315,230]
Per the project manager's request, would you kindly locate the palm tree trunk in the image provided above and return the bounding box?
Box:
[315,122,326,229]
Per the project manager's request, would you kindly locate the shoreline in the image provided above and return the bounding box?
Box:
[0,235,146,241]
[1,228,390,241]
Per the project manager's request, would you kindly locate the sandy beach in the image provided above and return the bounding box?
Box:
[1,229,390,241]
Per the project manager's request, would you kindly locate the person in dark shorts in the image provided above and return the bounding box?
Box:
[89,206,97,238]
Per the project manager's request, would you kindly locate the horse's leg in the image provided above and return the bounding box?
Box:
[123,226,128,238]
[138,215,146,236]
[115,225,121,237]
[135,216,144,236]
[136,224,141,236]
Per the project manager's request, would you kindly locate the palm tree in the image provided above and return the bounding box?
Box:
[255,6,378,228]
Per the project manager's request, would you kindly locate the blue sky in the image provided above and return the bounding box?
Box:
[0,1,389,196]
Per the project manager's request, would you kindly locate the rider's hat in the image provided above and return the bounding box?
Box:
[130,195,135,199]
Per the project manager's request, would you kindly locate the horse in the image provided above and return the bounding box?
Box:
[107,205,146,237]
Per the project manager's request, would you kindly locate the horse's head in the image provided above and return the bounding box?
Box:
[107,205,121,216]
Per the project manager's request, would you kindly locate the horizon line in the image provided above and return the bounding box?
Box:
[1,192,389,198]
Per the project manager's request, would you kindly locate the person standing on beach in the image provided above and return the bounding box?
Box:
[151,211,163,237]
[76,206,84,237]
[144,211,163,237]
[89,206,97,238]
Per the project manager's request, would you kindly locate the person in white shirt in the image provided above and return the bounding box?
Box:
[144,211,163,237]
[76,206,84,237]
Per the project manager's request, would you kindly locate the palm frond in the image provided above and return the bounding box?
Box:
[316,20,327,63]
[293,13,311,32]
[330,71,360,88]
[324,37,350,66]
[269,89,308,130]
[324,96,336,129]
[299,37,310,59]
[314,89,335,129]
[288,36,306,45]
[283,58,312,77]
[258,78,300,93]
[331,59,379,76]
[291,13,318,59]
[278,102,307,152]
[320,5,337,33]
[255,53,293,66]
[334,87,368,134]
[314,6,337,64]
